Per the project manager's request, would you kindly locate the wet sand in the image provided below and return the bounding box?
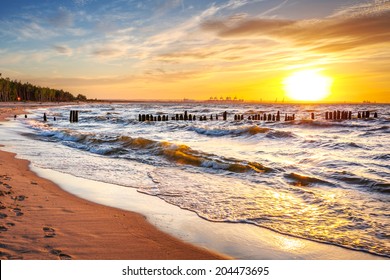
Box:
[0,104,226,260]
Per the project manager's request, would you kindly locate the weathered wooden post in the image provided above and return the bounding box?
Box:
[43,113,47,122]
[374,112,378,118]
[189,114,192,121]
[184,111,188,121]
[223,111,227,121]
[276,111,280,121]
[311,112,315,120]
[158,115,161,121]
[358,112,361,119]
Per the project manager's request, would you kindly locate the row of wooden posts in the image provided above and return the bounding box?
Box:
[139,110,379,122]
[43,110,79,122]
[138,111,228,122]
[41,110,379,123]
[236,111,296,122]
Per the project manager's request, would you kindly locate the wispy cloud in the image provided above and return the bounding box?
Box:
[201,2,390,53]
[53,45,73,55]
[48,7,74,28]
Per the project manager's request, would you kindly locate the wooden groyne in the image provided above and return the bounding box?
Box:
[136,110,379,123]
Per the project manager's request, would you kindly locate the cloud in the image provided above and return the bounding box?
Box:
[201,3,390,53]
[330,0,390,18]
[53,45,73,55]
[201,18,295,37]
[18,22,56,40]
[48,7,74,28]
[73,0,93,6]
[92,47,124,58]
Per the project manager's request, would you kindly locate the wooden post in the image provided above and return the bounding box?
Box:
[43,113,47,122]
[184,111,188,121]
[223,111,227,121]
[311,112,315,120]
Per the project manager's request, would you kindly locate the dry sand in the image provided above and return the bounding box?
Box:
[0,104,226,260]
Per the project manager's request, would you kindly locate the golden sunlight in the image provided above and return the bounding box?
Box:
[283,69,333,101]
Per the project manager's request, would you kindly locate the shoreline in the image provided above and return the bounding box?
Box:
[0,105,226,260]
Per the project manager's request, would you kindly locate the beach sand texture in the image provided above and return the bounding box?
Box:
[0,106,225,260]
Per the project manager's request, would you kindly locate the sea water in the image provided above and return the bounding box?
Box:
[4,102,390,257]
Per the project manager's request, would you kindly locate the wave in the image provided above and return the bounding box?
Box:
[189,125,270,137]
[266,130,295,139]
[37,129,272,174]
[331,171,390,194]
[285,172,333,187]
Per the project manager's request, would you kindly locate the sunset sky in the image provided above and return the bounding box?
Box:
[0,0,389,102]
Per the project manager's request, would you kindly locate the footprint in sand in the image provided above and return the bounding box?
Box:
[0,225,8,232]
[59,253,72,260]
[0,190,12,196]
[49,248,72,260]
[43,227,56,238]
[11,195,26,201]
[12,208,24,216]
[0,213,8,219]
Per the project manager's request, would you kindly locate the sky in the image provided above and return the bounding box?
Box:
[0,0,389,102]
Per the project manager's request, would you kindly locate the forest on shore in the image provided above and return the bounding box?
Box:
[0,75,86,102]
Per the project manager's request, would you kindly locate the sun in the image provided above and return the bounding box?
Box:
[283,69,333,101]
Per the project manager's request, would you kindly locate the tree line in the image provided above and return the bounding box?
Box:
[0,74,87,102]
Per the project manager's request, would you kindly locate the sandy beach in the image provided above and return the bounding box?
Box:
[0,104,225,260]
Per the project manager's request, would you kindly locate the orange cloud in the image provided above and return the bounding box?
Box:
[201,8,390,53]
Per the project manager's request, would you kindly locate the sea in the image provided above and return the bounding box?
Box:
[3,102,390,258]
